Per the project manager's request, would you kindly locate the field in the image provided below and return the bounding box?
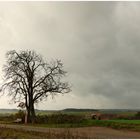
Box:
[0,109,140,138]
[1,125,140,139]
[29,119,140,132]
[0,126,87,139]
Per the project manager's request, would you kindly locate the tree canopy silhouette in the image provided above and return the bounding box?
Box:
[1,50,70,123]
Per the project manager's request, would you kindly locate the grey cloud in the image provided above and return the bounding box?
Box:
[0,2,140,109]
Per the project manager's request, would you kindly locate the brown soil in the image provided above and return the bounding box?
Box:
[0,124,140,138]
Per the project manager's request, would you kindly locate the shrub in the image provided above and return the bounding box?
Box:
[0,114,15,122]
[14,110,25,123]
[115,114,135,120]
[35,113,85,124]
[135,112,140,119]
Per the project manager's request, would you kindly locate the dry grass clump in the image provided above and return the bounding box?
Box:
[0,127,88,139]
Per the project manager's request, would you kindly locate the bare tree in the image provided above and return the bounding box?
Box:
[1,50,70,123]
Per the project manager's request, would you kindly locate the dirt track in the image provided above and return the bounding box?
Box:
[0,124,140,138]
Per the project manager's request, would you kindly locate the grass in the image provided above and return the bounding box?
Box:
[107,120,140,124]
[26,119,140,131]
[1,111,140,133]
[1,115,140,131]
[81,119,140,131]
[41,119,139,132]
[0,127,85,139]
[1,119,140,138]
[0,127,45,139]
[1,120,140,139]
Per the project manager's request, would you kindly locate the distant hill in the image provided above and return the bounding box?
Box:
[62,108,99,112]
[0,108,139,114]
[100,109,140,114]
[0,108,99,114]
[0,109,18,114]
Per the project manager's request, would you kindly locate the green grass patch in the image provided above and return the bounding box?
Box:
[106,120,140,124]
[1,119,140,132]
[28,119,140,132]
[83,119,140,131]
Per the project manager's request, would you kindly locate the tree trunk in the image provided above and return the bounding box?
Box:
[24,109,28,124]
[27,107,31,123]
[30,102,36,123]
[26,104,35,123]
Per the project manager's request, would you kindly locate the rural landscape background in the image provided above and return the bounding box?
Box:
[0,1,140,139]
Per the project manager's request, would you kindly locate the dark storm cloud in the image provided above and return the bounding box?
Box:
[0,2,140,109]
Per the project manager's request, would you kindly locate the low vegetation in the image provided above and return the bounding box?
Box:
[81,119,140,131]
[0,127,85,139]
[35,113,85,124]
[0,110,140,138]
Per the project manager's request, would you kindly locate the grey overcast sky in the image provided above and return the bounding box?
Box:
[0,1,139,110]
